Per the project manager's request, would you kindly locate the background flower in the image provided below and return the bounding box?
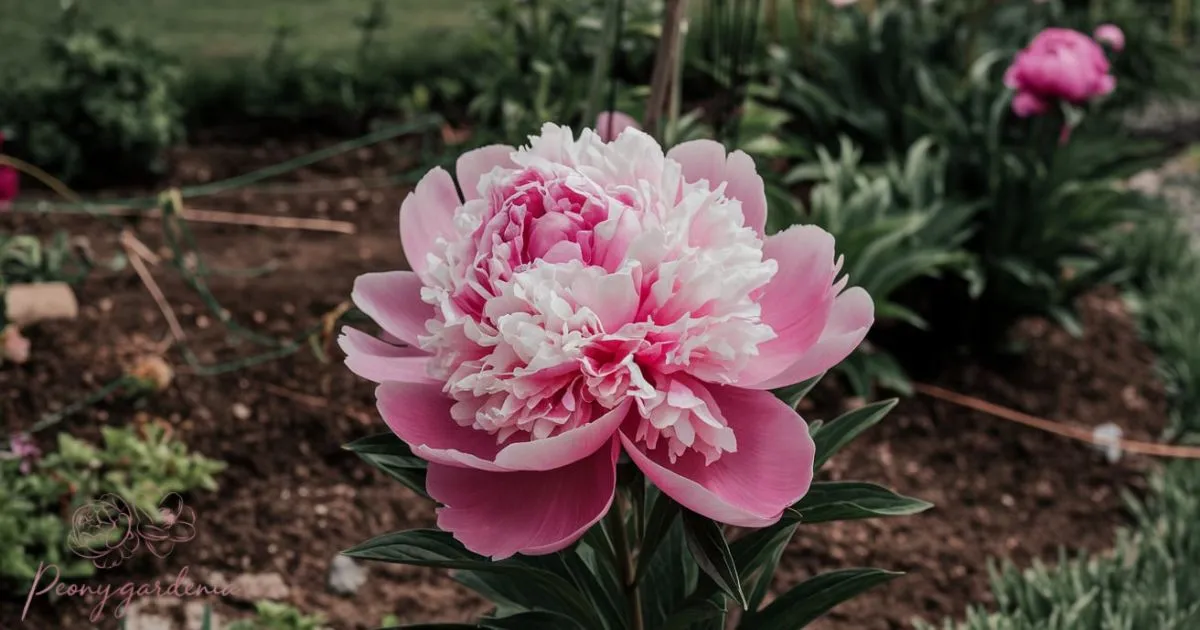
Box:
[343,124,873,558]
[1004,28,1115,117]
[0,132,18,208]
[595,111,640,142]
[1094,24,1126,52]
[8,432,40,475]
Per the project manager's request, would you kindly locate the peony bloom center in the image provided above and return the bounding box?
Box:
[416,126,780,463]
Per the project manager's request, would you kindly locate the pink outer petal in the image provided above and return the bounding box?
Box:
[351,271,431,346]
[400,167,462,276]
[622,386,815,527]
[377,382,506,471]
[668,140,726,190]
[427,440,620,559]
[748,286,874,390]
[720,150,768,238]
[736,225,839,388]
[667,141,767,236]
[378,383,630,473]
[456,145,516,201]
[493,400,632,471]
[339,326,437,384]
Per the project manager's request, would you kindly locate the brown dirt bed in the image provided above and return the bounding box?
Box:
[0,137,1168,629]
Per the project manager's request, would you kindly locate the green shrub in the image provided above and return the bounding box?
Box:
[780,136,977,394]
[0,422,225,583]
[0,231,97,294]
[2,25,184,185]
[463,0,659,143]
[1127,269,1200,439]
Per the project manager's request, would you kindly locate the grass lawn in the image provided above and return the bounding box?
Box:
[0,0,486,70]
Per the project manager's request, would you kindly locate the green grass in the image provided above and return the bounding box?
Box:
[0,0,486,70]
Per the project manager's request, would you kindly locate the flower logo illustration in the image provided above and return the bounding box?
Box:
[67,494,141,569]
[67,493,198,567]
[137,492,196,558]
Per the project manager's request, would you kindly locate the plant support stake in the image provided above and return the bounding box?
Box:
[645,0,690,141]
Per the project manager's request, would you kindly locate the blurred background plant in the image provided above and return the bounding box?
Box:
[779,136,978,395]
[0,16,183,186]
[0,231,97,294]
[0,421,225,583]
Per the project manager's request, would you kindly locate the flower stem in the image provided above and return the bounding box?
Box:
[608,492,645,630]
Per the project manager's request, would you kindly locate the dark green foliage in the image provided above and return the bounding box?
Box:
[1,24,183,185]
[782,137,977,394]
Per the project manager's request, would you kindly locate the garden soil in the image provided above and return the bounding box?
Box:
[0,134,1168,629]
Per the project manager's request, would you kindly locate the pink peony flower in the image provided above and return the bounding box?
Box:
[1004,28,1115,117]
[595,111,641,143]
[1094,24,1125,52]
[343,124,874,559]
[0,132,18,207]
[9,432,40,475]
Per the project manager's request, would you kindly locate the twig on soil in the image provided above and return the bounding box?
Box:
[46,205,359,235]
[0,155,83,201]
[121,229,187,345]
[260,382,373,424]
[29,377,132,435]
[120,230,162,265]
[175,207,358,234]
[914,382,1200,459]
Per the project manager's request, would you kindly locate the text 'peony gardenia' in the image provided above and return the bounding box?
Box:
[343,124,874,559]
[1004,28,1115,117]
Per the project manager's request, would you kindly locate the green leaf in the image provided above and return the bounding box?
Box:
[812,400,898,470]
[743,569,902,629]
[681,510,748,609]
[736,524,799,613]
[786,482,932,525]
[772,373,825,410]
[657,596,728,630]
[482,612,589,629]
[343,432,429,498]
[640,518,700,628]
[635,487,680,583]
[344,530,598,627]
[517,550,625,630]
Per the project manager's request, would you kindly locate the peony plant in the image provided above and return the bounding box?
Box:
[342,123,930,628]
